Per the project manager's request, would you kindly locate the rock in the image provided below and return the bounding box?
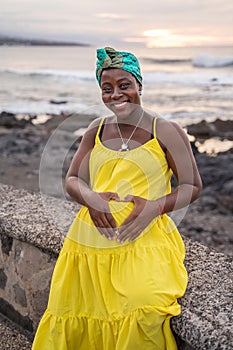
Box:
[49,99,68,105]
[190,141,199,156]
[0,269,7,289]
[0,112,34,129]
[199,195,218,210]
[219,196,233,213]
[222,180,233,195]
[195,151,233,192]
[187,119,233,140]
[0,314,32,349]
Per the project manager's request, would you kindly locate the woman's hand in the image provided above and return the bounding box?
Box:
[115,195,159,243]
[87,191,120,240]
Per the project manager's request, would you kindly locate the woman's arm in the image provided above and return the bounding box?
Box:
[116,118,202,242]
[65,118,119,239]
[155,118,202,212]
[65,118,98,206]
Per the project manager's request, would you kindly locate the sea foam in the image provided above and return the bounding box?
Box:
[192,54,233,68]
[0,68,95,81]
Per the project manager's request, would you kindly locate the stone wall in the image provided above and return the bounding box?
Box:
[0,235,55,332]
[0,183,232,349]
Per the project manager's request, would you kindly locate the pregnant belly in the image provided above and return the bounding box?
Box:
[67,200,138,248]
[108,200,135,226]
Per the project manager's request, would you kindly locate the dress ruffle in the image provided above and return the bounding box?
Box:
[32,217,187,350]
[34,305,178,350]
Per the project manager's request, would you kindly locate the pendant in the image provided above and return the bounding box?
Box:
[120,143,129,152]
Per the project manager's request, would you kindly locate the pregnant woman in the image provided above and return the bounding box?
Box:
[32,47,202,349]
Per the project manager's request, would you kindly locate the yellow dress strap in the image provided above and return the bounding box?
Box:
[95,117,158,146]
[153,117,157,139]
[95,117,105,144]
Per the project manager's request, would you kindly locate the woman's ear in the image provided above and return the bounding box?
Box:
[139,85,143,96]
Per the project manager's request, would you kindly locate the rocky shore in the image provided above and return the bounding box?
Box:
[0,35,90,46]
[0,111,232,256]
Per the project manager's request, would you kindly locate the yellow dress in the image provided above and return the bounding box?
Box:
[32,118,188,350]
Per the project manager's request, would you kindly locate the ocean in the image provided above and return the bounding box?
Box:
[0,45,233,125]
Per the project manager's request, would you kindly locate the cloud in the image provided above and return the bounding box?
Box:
[95,13,130,20]
[142,29,233,47]
[0,0,232,46]
[122,27,233,48]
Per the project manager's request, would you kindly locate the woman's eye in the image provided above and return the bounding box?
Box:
[102,87,112,93]
[120,83,130,89]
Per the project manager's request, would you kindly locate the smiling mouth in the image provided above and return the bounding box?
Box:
[113,101,129,110]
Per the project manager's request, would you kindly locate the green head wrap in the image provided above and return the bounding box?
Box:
[96,47,142,86]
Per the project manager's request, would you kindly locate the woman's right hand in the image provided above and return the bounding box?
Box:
[87,191,120,240]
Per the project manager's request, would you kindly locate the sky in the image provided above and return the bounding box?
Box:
[0,0,233,48]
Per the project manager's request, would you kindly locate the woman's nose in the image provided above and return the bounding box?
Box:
[111,87,122,99]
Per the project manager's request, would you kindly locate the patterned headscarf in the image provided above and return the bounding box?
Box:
[96,47,142,86]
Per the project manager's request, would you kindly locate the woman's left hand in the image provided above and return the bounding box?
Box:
[115,195,159,243]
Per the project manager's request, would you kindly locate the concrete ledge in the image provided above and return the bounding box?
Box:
[0,183,232,349]
[0,183,78,255]
[172,240,232,349]
[0,313,32,350]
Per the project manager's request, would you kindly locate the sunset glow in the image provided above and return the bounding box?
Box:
[142,29,233,48]
[0,0,232,47]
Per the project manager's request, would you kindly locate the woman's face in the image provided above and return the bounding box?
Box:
[100,68,142,118]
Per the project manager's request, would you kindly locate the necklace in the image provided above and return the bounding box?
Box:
[116,110,144,152]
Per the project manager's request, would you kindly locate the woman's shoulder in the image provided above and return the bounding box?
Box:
[87,116,104,130]
[78,116,104,150]
[83,116,104,137]
[156,117,190,147]
[156,117,182,131]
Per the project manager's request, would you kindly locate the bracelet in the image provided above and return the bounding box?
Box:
[156,201,164,216]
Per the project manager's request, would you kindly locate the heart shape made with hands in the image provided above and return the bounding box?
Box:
[108,195,135,228]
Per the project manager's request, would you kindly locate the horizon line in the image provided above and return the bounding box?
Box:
[0,35,233,49]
